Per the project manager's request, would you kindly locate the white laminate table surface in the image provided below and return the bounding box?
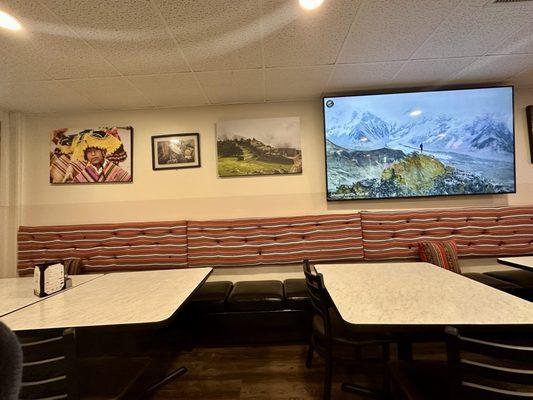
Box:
[315,262,533,326]
[498,256,533,271]
[0,274,103,317]
[1,268,212,331]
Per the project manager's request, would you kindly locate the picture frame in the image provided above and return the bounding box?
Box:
[151,133,201,170]
[527,105,533,163]
[50,126,133,184]
[216,117,302,177]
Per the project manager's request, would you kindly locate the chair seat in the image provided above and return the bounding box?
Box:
[283,278,311,310]
[484,270,533,289]
[388,360,449,400]
[186,281,233,312]
[227,280,284,311]
[463,272,522,292]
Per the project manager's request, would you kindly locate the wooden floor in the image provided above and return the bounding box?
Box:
[146,342,446,400]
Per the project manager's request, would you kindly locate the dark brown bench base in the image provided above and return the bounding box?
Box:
[183,279,312,345]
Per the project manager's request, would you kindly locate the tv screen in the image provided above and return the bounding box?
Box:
[323,86,515,201]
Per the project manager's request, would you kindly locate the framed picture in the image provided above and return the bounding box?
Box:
[216,117,302,177]
[526,106,533,163]
[151,133,201,170]
[50,126,133,184]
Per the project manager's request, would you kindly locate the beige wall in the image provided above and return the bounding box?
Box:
[0,112,23,278]
[3,87,530,276]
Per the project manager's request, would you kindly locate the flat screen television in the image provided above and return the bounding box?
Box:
[323,86,515,201]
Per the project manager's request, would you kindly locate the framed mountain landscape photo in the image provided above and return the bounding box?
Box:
[216,117,302,177]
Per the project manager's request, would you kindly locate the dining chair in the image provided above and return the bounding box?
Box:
[303,260,392,400]
[0,322,22,400]
[388,326,533,399]
[17,328,151,400]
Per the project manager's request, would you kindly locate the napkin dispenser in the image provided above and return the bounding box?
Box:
[34,261,67,297]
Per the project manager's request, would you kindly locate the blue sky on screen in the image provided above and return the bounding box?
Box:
[325,87,513,131]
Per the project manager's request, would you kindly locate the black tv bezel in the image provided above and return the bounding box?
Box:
[322,84,516,202]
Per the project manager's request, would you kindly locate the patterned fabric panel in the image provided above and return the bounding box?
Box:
[418,241,461,273]
[17,221,188,275]
[361,206,533,260]
[187,213,363,267]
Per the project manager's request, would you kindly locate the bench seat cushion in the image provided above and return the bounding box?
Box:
[463,272,522,292]
[484,270,533,290]
[227,280,284,311]
[187,281,233,312]
[283,279,311,310]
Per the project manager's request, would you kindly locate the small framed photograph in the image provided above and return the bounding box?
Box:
[151,133,201,170]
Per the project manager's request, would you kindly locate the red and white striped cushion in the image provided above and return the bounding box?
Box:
[17,221,188,275]
[187,213,363,267]
[361,206,533,261]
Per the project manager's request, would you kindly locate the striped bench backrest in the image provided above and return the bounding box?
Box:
[187,213,363,267]
[361,206,533,261]
[17,220,188,275]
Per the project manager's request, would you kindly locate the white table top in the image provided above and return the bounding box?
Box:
[0,274,103,317]
[498,256,533,271]
[1,268,212,331]
[315,262,533,326]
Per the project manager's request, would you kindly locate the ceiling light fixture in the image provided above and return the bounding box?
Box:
[0,10,21,31]
[299,0,324,10]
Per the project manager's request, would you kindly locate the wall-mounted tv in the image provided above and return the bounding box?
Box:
[323,86,515,201]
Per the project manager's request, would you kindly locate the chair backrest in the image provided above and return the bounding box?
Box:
[17,328,79,399]
[445,326,533,399]
[0,322,22,400]
[303,259,332,341]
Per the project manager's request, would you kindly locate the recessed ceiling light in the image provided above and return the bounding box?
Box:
[0,10,21,31]
[299,0,324,10]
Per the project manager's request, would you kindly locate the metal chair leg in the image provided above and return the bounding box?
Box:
[143,366,187,396]
[323,356,333,400]
[306,344,314,368]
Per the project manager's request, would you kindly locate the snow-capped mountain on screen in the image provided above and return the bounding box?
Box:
[326,110,513,159]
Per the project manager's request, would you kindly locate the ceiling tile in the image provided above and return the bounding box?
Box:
[196,69,264,104]
[262,0,360,67]
[39,0,190,76]
[60,77,154,110]
[413,2,533,59]
[327,62,404,93]
[392,57,476,85]
[128,73,208,108]
[0,0,118,79]
[489,24,533,56]
[0,81,99,113]
[265,65,333,101]
[0,48,51,82]
[153,0,263,71]
[337,0,461,63]
[451,54,533,83]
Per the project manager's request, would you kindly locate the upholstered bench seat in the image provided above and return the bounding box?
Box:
[462,272,523,293]
[227,280,284,312]
[186,281,233,313]
[283,279,311,310]
[484,270,533,289]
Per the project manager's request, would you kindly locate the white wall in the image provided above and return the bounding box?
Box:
[0,112,23,277]
[4,87,532,276]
